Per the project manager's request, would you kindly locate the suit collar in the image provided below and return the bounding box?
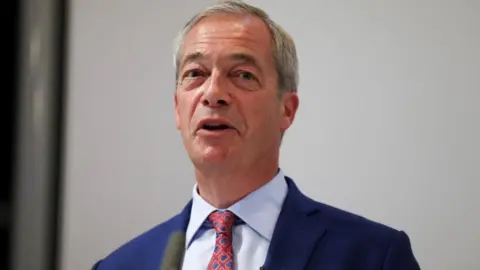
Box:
[263,176,327,270]
[168,199,192,234]
[171,176,327,269]
[185,169,288,247]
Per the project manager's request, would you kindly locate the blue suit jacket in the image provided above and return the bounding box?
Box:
[93,177,421,269]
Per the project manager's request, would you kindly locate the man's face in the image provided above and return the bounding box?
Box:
[174,14,298,168]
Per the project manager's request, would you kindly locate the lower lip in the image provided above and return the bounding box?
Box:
[196,128,237,137]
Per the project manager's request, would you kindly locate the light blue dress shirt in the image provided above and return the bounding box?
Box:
[181,169,288,270]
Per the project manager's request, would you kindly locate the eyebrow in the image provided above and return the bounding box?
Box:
[180,52,203,70]
[229,52,259,67]
[179,52,261,71]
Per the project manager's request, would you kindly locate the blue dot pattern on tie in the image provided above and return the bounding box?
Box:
[207,210,236,270]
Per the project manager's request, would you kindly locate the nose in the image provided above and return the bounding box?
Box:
[201,72,231,108]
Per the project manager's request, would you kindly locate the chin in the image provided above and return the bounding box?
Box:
[190,145,233,165]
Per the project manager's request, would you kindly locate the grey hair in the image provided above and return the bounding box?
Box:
[173,0,299,95]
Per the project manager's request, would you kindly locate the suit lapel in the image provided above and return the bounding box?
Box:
[170,199,193,233]
[263,177,327,270]
[157,200,192,269]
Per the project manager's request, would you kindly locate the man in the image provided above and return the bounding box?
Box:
[93,1,420,269]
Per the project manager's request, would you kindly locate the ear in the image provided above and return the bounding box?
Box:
[280,92,299,132]
[174,93,181,130]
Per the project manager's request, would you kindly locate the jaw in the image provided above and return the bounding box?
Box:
[187,138,238,167]
[197,145,233,163]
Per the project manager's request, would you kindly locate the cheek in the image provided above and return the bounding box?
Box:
[246,99,280,132]
[177,93,201,129]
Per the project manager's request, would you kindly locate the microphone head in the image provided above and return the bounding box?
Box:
[160,231,186,270]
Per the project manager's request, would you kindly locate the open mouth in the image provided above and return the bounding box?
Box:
[201,123,232,131]
[196,119,236,135]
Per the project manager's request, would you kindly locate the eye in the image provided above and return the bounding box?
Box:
[184,69,204,78]
[238,71,255,80]
[231,70,260,91]
[179,69,207,90]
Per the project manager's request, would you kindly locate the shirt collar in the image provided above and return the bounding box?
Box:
[185,169,288,248]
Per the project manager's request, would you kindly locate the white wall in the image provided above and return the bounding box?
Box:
[60,0,480,269]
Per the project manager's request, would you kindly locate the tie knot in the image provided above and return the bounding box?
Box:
[208,210,236,234]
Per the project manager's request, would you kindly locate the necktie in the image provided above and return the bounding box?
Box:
[207,210,236,270]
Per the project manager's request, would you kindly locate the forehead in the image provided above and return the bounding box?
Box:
[180,13,273,66]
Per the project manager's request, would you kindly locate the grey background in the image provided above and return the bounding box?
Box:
[59,0,480,269]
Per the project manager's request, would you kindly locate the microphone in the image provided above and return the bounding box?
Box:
[160,231,186,270]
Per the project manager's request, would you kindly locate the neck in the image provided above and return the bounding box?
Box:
[194,151,279,209]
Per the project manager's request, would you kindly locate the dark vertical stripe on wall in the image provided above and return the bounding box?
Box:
[2,0,21,269]
[10,0,68,269]
[52,0,70,268]
[51,0,70,270]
